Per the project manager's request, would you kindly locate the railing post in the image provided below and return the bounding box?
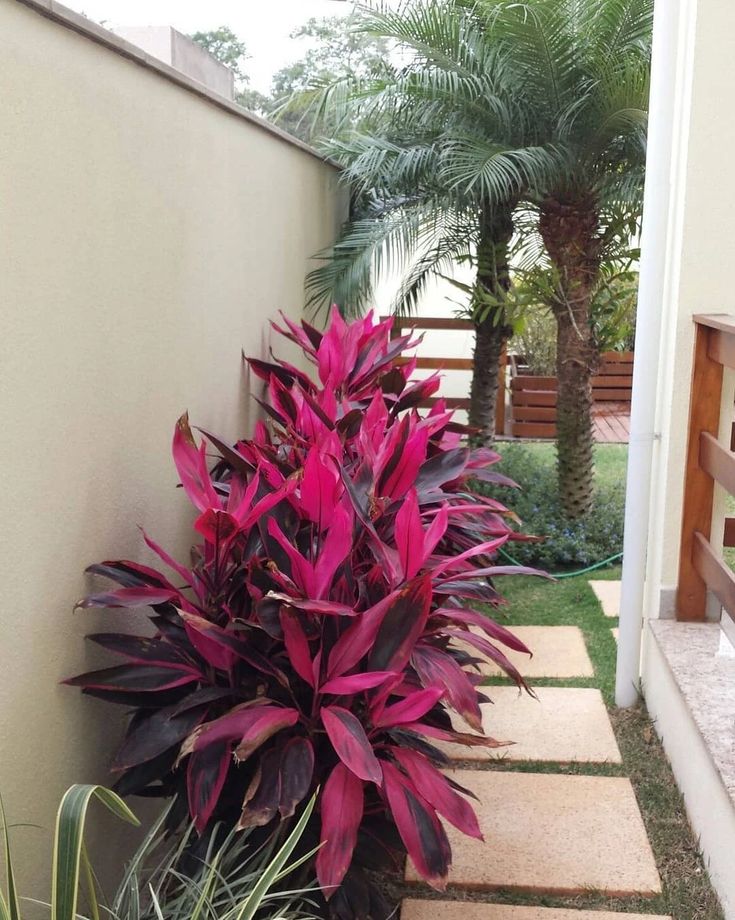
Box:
[676,322,724,620]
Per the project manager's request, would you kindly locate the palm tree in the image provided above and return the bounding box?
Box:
[305,0,555,442]
[307,0,651,513]
[491,0,651,516]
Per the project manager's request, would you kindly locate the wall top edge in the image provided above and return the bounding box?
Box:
[12,0,341,171]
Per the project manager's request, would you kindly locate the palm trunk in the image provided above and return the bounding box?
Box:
[467,203,515,445]
[539,194,602,518]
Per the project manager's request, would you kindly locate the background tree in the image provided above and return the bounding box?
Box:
[271,16,392,142]
[308,0,650,507]
[492,0,651,516]
[305,0,555,442]
[190,26,271,115]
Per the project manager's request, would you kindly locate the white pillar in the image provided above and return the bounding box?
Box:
[615,0,698,707]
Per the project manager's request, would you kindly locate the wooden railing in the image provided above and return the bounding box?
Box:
[386,316,506,435]
[677,314,735,621]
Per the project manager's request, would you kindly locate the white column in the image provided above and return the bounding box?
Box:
[615,0,698,707]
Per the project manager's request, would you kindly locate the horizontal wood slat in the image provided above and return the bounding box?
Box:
[417,397,470,409]
[699,431,735,495]
[512,391,558,407]
[513,406,558,422]
[511,376,557,391]
[600,351,634,362]
[511,421,557,438]
[591,375,634,388]
[692,531,735,624]
[413,357,473,370]
[599,363,634,375]
[387,316,474,331]
[395,356,473,370]
[707,326,735,369]
[592,387,634,401]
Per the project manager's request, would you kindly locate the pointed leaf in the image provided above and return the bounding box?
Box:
[187,740,230,833]
[380,760,449,890]
[280,609,314,687]
[320,670,396,695]
[321,706,382,783]
[368,575,432,673]
[279,738,315,819]
[392,748,482,839]
[374,687,444,728]
[316,763,364,896]
[412,644,482,731]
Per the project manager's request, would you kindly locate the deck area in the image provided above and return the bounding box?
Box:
[593,402,631,443]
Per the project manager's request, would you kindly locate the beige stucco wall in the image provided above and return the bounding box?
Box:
[0,0,343,895]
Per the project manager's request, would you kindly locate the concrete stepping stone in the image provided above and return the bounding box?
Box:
[438,687,621,764]
[589,580,621,618]
[405,771,661,896]
[402,902,671,920]
[472,626,594,679]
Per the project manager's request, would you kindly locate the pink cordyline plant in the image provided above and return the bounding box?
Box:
[68,309,539,917]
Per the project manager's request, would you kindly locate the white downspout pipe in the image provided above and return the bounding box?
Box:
[615,0,686,707]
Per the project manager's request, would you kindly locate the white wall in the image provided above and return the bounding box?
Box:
[0,0,343,895]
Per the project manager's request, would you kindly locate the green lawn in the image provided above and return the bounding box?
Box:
[495,440,629,492]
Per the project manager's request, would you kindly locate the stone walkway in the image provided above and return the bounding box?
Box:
[401,580,670,919]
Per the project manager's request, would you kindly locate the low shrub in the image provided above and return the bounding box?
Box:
[485,443,625,569]
[68,310,536,915]
[0,784,315,920]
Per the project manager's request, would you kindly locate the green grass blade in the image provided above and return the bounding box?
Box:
[52,786,139,920]
[78,842,99,920]
[233,795,315,920]
[0,796,21,920]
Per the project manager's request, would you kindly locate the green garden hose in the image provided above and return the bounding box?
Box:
[498,546,623,579]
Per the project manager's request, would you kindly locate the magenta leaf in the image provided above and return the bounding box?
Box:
[317,762,364,896]
[391,748,482,839]
[381,759,450,889]
[320,670,396,695]
[172,413,220,512]
[394,490,426,579]
[412,644,483,730]
[280,609,314,687]
[321,705,382,783]
[180,703,298,761]
[373,686,445,728]
[67,309,538,892]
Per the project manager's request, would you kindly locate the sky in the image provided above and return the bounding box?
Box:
[70,0,354,91]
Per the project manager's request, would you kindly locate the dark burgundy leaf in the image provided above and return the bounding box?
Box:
[321,706,382,783]
[187,740,231,833]
[112,703,206,771]
[279,737,314,818]
[368,575,432,673]
[64,664,199,692]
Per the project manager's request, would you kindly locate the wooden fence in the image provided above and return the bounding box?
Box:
[385,316,633,441]
[387,316,507,435]
[677,314,735,621]
[509,351,634,438]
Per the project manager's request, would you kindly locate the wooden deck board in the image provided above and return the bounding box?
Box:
[592,402,630,443]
